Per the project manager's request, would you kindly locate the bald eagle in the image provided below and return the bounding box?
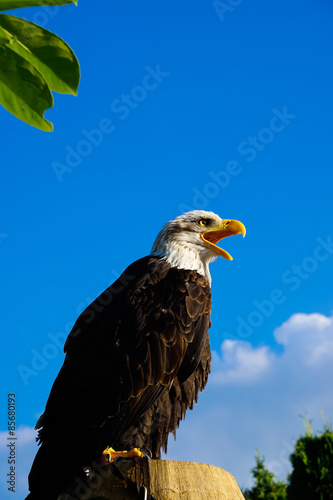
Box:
[26,210,245,500]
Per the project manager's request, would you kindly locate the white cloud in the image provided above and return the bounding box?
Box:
[211,339,273,385]
[274,312,333,366]
[210,312,333,386]
[0,425,36,447]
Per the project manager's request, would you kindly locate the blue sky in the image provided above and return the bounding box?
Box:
[1,0,333,496]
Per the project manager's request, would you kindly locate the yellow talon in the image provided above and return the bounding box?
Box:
[101,447,143,463]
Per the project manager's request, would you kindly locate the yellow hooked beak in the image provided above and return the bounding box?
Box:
[200,219,246,260]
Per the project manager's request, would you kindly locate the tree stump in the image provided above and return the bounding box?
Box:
[65,458,245,500]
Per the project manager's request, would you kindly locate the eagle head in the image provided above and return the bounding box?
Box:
[151,210,246,283]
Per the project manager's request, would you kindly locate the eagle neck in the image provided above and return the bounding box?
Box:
[152,241,213,285]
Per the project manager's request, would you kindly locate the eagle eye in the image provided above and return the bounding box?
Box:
[198,218,210,227]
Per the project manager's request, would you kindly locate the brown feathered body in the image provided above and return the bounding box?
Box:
[26,256,212,499]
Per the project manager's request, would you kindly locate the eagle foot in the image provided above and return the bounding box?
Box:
[101,446,144,464]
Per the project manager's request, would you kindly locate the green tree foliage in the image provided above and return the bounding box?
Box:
[243,451,287,500]
[287,426,333,500]
[244,419,333,500]
[0,0,80,131]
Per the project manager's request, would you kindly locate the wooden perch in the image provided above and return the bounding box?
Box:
[65,458,245,499]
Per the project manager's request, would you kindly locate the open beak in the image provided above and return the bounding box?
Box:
[200,219,246,260]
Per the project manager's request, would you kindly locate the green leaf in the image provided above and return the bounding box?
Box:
[0,14,79,94]
[0,21,9,43]
[0,44,53,131]
[0,0,77,10]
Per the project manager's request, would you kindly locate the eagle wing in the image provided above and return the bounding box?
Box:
[119,334,211,457]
